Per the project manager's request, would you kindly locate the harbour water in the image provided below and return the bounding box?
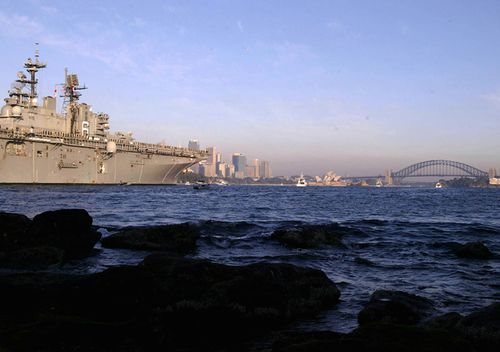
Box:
[1,185,499,332]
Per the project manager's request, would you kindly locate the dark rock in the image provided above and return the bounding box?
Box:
[456,302,500,352]
[454,241,493,259]
[0,254,340,351]
[29,209,101,259]
[271,325,474,352]
[426,312,463,330]
[350,323,474,352]
[0,212,32,251]
[358,290,434,326]
[0,246,64,269]
[354,256,375,266]
[271,331,359,352]
[0,209,100,267]
[101,223,200,253]
[270,223,361,248]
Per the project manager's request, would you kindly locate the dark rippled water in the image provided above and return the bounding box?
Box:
[1,185,499,332]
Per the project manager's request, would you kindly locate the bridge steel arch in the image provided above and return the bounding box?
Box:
[392,160,488,181]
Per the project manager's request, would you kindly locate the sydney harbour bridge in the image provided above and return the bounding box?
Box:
[343,159,493,185]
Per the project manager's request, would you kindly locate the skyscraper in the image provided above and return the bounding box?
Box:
[188,139,199,151]
[216,152,222,176]
[253,159,260,178]
[232,153,246,174]
[259,160,271,178]
[203,146,217,177]
[226,163,235,178]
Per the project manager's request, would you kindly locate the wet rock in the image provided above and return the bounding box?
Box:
[270,223,361,248]
[29,209,101,259]
[0,212,32,251]
[0,246,64,269]
[456,302,500,352]
[358,290,434,326]
[453,241,493,259]
[0,209,100,268]
[271,325,474,352]
[101,223,200,253]
[271,331,358,352]
[426,312,463,330]
[0,254,340,351]
[354,256,375,266]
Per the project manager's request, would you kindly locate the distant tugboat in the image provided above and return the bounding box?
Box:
[296,174,307,187]
[435,181,443,188]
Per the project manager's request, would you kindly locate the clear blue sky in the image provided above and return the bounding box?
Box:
[1,0,499,176]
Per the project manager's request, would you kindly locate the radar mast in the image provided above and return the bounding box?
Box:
[61,68,87,133]
[22,43,46,109]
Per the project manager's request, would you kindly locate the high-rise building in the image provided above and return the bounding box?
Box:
[245,165,255,178]
[216,152,222,176]
[188,139,199,151]
[206,147,217,165]
[201,146,217,177]
[218,162,227,178]
[232,153,246,173]
[259,160,271,178]
[226,163,235,178]
[253,159,260,178]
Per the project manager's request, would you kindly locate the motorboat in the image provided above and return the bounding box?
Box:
[193,181,210,190]
[296,174,307,187]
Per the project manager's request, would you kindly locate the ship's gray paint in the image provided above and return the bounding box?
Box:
[0,53,205,184]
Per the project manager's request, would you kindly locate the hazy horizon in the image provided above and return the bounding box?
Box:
[0,0,499,176]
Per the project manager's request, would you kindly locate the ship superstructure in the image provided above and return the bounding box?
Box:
[0,51,205,184]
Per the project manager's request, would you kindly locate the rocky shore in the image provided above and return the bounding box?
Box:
[0,209,498,351]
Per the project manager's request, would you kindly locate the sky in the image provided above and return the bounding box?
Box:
[0,0,499,176]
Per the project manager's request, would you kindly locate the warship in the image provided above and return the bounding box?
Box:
[0,50,205,184]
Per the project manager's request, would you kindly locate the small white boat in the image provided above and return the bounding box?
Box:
[214,179,228,186]
[435,182,443,189]
[296,174,307,187]
[193,181,210,190]
[376,179,383,187]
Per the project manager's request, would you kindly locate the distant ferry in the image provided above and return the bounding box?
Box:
[435,182,443,188]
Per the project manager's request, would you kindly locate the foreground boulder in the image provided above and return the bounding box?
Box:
[30,209,101,259]
[270,223,363,248]
[0,212,32,251]
[456,302,500,351]
[100,223,200,253]
[358,290,435,326]
[271,324,474,352]
[0,209,101,267]
[453,241,493,259]
[0,246,65,269]
[0,254,340,351]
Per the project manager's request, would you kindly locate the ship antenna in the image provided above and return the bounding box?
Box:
[24,42,46,109]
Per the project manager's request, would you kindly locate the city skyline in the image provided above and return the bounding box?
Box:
[0,1,499,176]
[191,141,273,179]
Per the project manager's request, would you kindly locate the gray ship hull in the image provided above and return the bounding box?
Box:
[0,137,197,184]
